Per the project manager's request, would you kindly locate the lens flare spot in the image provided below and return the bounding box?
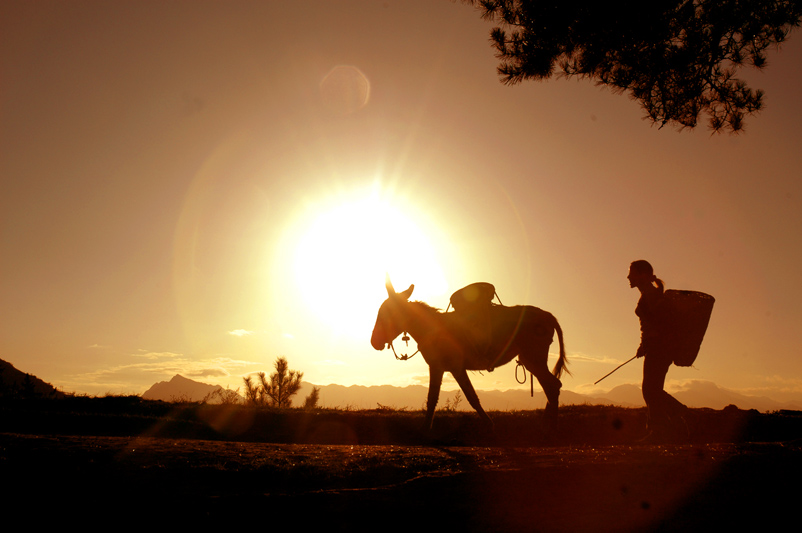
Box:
[319,65,370,116]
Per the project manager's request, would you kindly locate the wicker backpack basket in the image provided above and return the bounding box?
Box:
[663,289,715,367]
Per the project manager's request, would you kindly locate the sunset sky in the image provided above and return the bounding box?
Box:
[2,1,802,404]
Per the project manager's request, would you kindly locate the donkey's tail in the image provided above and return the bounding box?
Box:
[551,319,571,379]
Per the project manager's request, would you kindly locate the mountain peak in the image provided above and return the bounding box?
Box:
[169,374,196,384]
[142,374,223,402]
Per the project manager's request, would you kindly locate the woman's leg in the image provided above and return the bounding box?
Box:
[642,353,687,430]
[642,354,672,430]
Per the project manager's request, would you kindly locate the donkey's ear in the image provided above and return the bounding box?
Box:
[399,284,414,300]
[385,274,395,296]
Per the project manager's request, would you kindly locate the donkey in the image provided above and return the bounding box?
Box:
[371,279,569,429]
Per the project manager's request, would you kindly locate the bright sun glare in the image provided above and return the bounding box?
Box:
[290,187,448,337]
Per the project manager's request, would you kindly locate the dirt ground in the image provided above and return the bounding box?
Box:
[2,432,799,531]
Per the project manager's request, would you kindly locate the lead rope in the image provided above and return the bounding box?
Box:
[506,292,534,397]
[499,291,533,397]
[515,359,535,398]
[515,359,534,397]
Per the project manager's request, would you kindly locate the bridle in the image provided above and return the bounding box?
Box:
[380,295,420,360]
[389,332,419,360]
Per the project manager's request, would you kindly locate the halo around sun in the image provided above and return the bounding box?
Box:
[277,184,449,339]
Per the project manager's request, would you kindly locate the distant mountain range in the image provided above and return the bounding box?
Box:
[139,373,802,413]
[2,356,796,413]
[294,381,802,413]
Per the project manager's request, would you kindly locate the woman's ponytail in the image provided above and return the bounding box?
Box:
[631,259,664,292]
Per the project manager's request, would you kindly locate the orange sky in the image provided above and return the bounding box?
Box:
[2,1,802,404]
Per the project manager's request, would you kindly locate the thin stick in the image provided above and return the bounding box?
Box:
[594,355,638,385]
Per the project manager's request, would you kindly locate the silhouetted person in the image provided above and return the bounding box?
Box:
[628,260,688,441]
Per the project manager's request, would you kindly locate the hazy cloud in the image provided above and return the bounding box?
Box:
[64,354,264,395]
[726,375,802,399]
[228,329,253,337]
[132,350,183,360]
[171,357,263,380]
[210,356,258,368]
[187,368,229,378]
[566,351,626,366]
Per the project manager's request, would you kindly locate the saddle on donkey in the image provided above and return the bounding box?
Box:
[449,282,502,370]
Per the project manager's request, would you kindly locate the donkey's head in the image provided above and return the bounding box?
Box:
[370,277,414,350]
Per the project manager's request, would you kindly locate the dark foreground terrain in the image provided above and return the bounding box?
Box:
[2,397,801,531]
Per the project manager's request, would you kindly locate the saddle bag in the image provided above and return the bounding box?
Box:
[449,282,498,312]
[664,289,715,367]
[448,282,501,368]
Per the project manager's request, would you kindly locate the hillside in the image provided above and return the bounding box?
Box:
[3,359,802,531]
[0,359,64,399]
[2,394,802,531]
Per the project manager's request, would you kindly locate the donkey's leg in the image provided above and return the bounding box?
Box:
[531,364,562,417]
[425,367,444,430]
[452,368,493,428]
[522,346,562,417]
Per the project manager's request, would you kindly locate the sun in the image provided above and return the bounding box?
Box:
[288,186,449,338]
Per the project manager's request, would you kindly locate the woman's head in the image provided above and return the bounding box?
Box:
[630,260,654,276]
[628,260,664,291]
